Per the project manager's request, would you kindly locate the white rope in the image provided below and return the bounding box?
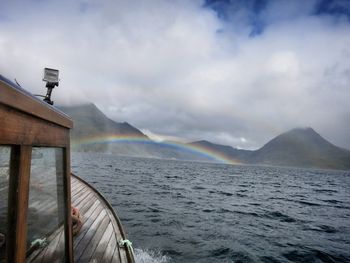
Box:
[119,239,134,254]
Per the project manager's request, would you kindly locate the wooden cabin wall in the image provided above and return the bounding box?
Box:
[7,145,31,262]
[0,101,73,263]
[63,147,73,263]
[0,104,69,147]
[0,80,72,129]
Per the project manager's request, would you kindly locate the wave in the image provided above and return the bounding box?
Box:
[283,247,348,263]
[297,200,322,207]
[303,224,337,233]
[73,153,350,263]
[134,248,170,263]
[264,211,298,223]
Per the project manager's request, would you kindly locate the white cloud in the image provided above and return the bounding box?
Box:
[0,0,349,149]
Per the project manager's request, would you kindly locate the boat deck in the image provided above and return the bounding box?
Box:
[27,175,133,262]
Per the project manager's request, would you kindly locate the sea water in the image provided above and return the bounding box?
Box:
[72,152,350,263]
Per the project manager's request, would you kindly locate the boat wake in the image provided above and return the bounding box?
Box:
[134,248,170,263]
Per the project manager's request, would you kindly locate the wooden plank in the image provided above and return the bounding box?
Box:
[71,187,87,203]
[72,191,93,208]
[70,183,80,194]
[71,178,79,187]
[90,223,113,262]
[71,179,82,192]
[73,189,93,205]
[30,199,56,213]
[70,182,80,193]
[27,231,59,262]
[77,198,99,219]
[101,233,118,263]
[63,147,73,263]
[76,196,98,215]
[72,186,87,198]
[77,174,134,263]
[79,198,101,220]
[77,215,110,262]
[71,184,87,199]
[29,244,49,263]
[26,175,134,263]
[6,145,32,263]
[48,229,65,263]
[71,179,85,193]
[71,187,87,201]
[27,242,48,263]
[0,78,73,129]
[73,175,134,263]
[74,210,107,259]
[112,240,124,263]
[106,209,127,263]
[41,229,64,263]
[0,104,69,147]
[73,193,95,213]
[73,202,103,247]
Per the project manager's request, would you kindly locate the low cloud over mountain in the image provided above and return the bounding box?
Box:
[60,104,350,170]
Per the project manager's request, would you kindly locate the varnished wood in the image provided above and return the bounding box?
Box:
[26,227,61,261]
[79,215,110,262]
[102,232,117,263]
[72,175,134,263]
[64,147,73,262]
[0,78,73,129]
[75,210,108,260]
[73,203,105,250]
[92,223,113,262]
[6,145,32,263]
[0,104,69,147]
[27,175,134,263]
[1,75,73,262]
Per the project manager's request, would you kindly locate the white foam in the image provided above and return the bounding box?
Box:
[134,248,170,263]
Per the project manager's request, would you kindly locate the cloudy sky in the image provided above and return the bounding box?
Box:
[1,0,350,150]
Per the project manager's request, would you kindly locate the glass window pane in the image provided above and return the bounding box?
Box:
[27,148,65,260]
[0,147,11,262]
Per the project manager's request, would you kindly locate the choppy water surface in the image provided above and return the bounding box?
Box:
[72,153,350,263]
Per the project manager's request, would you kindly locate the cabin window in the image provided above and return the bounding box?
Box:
[0,147,10,262]
[26,147,65,259]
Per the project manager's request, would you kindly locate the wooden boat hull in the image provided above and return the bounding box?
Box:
[27,174,134,262]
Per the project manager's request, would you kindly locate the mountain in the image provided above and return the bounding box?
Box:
[192,128,350,170]
[58,103,146,139]
[58,103,149,153]
[58,104,350,170]
[249,127,350,170]
[57,104,210,160]
[188,140,252,161]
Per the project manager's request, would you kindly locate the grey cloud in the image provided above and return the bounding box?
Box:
[0,0,349,149]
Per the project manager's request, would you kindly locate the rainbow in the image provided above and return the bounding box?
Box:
[71,134,241,165]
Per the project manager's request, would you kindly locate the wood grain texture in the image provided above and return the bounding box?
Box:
[63,147,73,263]
[27,175,134,263]
[72,175,134,263]
[1,76,73,262]
[0,79,73,129]
[6,145,32,263]
[0,104,69,147]
[16,146,31,262]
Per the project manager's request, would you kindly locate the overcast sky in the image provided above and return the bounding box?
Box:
[1,0,350,150]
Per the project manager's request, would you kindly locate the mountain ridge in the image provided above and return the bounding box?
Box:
[58,103,148,139]
[58,103,350,170]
